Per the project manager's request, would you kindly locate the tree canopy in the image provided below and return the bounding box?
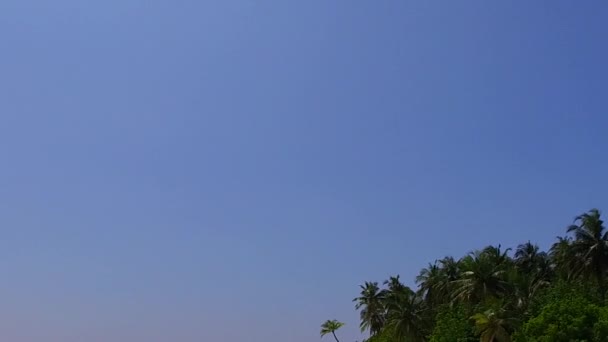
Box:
[321,320,345,342]
[321,209,608,342]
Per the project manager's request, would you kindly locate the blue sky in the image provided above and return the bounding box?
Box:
[1,1,607,341]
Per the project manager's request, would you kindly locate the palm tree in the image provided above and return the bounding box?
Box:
[534,252,553,282]
[417,257,463,307]
[482,245,512,268]
[384,275,410,297]
[439,256,461,282]
[452,249,509,304]
[320,320,345,342]
[354,282,386,336]
[550,235,575,279]
[416,262,443,305]
[566,209,608,297]
[505,266,549,314]
[512,242,552,307]
[385,288,428,342]
[439,256,461,299]
[471,309,513,342]
[514,241,547,273]
[383,275,415,308]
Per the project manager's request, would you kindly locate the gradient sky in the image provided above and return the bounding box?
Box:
[1,1,607,341]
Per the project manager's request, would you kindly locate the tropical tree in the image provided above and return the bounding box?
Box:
[383,275,411,299]
[440,256,462,282]
[364,327,396,342]
[533,253,553,283]
[354,282,386,336]
[452,249,510,304]
[550,236,575,280]
[417,257,463,307]
[566,209,608,297]
[385,288,429,342]
[507,243,552,314]
[471,309,513,342]
[439,256,462,301]
[320,320,345,342]
[505,268,549,315]
[514,242,547,274]
[417,262,444,306]
[429,304,476,342]
[482,245,512,269]
[517,287,605,341]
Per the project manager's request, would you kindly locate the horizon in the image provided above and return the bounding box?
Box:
[1,1,607,341]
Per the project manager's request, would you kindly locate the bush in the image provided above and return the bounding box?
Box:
[516,287,607,342]
[429,305,476,342]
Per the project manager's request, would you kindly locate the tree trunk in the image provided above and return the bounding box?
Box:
[332,331,340,342]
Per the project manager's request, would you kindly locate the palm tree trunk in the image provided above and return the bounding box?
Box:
[332,331,340,342]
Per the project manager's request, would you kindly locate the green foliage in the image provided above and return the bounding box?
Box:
[564,209,608,301]
[472,309,514,342]
[429,305,475,342]
[385,290,428,342]
[593,308,608,341]
[320,319,345,341]
[364,327,396,342]
[526,281,601,319]
[452,247,511,305]
[516,288,605,341]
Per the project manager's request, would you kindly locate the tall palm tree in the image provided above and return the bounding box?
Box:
[416,262,443,305]
[385,288,428,342]
[383,275,415,309]
[452,249,509,304]
[354,282,386,336]
[505,266,549,314]
[417,257,463,307]
[566,209,608,297]
[513,242,552,304]
[482,245,512,268]
[384,275,410,297]
[439,256,461,299]
[550,235,575,279]
[514,241,546,273]
[439,256,461,282]
[320,320,345,342]
[534,252,553,282]
[471,309,513,342]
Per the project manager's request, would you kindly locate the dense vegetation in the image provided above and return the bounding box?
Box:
[321,209,608,342]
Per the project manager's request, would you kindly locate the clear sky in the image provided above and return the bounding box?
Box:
[1,1,607,341]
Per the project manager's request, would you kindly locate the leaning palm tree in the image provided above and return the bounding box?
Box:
[320,320,344,342]
[566,209,608,297]
[354,282,386,336]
